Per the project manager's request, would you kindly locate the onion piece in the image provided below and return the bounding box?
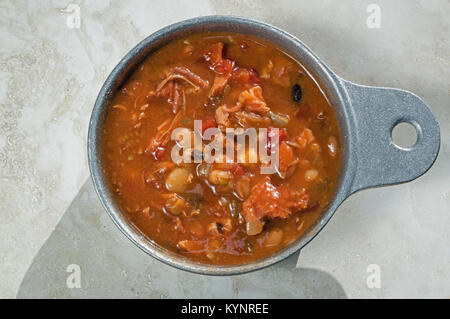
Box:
[269,111,290,127]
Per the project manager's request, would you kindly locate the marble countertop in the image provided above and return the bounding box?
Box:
[1,0,449,298]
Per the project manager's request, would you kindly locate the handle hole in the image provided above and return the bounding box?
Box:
[392,122,418,149]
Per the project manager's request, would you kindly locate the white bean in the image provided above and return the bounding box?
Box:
[208,170,232,186]
[165,168,193,193]
[305,169,319,182]
[263,229,284,247]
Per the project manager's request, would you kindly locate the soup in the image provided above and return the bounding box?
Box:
[102,32,340,265]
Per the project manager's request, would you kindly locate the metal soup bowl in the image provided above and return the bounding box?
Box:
[88,16,440,275]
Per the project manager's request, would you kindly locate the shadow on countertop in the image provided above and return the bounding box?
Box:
[17,179,346,299]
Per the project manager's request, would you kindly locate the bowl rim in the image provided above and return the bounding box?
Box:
[88,15,356,275]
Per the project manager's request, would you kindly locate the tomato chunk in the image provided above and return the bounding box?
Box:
[242,176,309,228]
[201,115,217,134]
[152,146,166,161]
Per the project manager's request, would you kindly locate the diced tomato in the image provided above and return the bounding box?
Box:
[239,41,248,50]
[203,42,234,75]
[230,68,261,86]
[248,68,262,85]
[203,42,224,66]
[212,58,234,75]
[230,68,250,84]
[152,146,166,160]
[231,164,246,178]
[202,115,217,134]
[279,128,288,142]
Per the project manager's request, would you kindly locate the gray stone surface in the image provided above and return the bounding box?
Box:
[1,0,449,298]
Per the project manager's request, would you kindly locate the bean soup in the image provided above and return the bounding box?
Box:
[102,32,341,265]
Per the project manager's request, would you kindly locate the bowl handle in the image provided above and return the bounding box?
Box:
[342,80,440,194]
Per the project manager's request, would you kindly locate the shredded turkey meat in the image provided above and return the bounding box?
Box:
[146,67,208,156]
[149,66,208,113]
[146,100,185,156]
[215,105,231,131]
[146,87,186,159]
[236,86,270,114]
[155,66,209,93]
